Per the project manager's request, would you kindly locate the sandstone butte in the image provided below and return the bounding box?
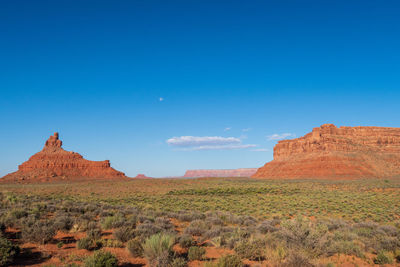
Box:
[134,174,153,179]
[1,133,126,182]
[184,168,258,178]
[252,124,400,179]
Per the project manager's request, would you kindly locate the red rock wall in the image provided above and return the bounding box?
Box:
[184,168,258,178]
[253,124,400,179]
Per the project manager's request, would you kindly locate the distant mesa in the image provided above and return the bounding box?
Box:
[184,168,258,178]
[2,132,126,182]
[253,124,400,179]
[133,174,153,179]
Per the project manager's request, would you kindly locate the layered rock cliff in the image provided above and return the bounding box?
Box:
[253,124,400,179]
[2,133,126,181]
[184,168,258,178]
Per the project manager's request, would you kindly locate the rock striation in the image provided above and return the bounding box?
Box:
[184,168,258,178]
[2,133,126,182]
[252,124,400,179]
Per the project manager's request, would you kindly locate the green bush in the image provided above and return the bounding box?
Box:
[101,215,124,230]
[126,238,143,257]
[282,250,314,267]
[143,233,175,267]
[77,237,93,250]
[169,257,187,267]
[215,255,243,267]
[114,226,135,243]
[87,228,102,241]
[0,237,20,266]
[84,250,118,267]
[21,220,55,244]
[188,246,206,261]
[374,250,394,265]
[179,234,195,249]
[234,239,265,261]
[100,239,124,248]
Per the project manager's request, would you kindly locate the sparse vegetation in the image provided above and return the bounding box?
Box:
[143,233,175,266]
[84,250,118,267]
[188,246,206,261]
[0,178,400,266]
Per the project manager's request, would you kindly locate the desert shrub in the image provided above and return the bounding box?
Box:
[143,233,175,267]
[77,237,93,250]
[87,228,102,241]
[155,217,174,231]
[203,226,232,241]
[279,217,331,256]
[234,239,265,261]
[188,246,206,261]
[86,222,100,231]
[101,214,124,230]
[327,240,364,258]
[374,235,400,252]
[54,215,74,231]
[257,220,278,234]
[184,220,208,236]
[73,218,91,232]
[325,218,347,231]
[10,208,28,220]
[114,226,135,243]
[282,250,314,267]
[126,238,143,257]
[135,221,162,239]
[238,215,257,227]
[215,254,243,267]
[169,257,187,267]
[100,239,123,248]
[21,220,55,244]
[57,242,64,248]
[0,237,20,266]
[374,250,394,264]
[205,216,224,226]
[84,250,118,267]
[175,211,205,222]
[179,234,195,249]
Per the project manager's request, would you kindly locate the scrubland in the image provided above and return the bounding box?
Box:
[1,177,400,266]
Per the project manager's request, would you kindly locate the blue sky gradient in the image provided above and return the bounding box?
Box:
[1,0,400,177]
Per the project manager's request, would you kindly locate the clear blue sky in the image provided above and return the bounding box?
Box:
[1,0,399,177]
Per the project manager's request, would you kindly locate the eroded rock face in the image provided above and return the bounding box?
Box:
[2,133,126,181]
[184,168,258,178]
[252,124,400,179]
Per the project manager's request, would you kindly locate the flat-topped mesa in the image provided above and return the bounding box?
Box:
[2,133,126,182]
[253,124,400,179]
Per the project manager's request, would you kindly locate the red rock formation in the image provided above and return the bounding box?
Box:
[184,168,258,178]
[2,133,126,182]
[253,124,400,179]
[134,174,153,179]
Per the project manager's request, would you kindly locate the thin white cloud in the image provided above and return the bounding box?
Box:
[242,128,251,132]
[159,97,164,101]
[167,136,241,147]
[185,144,257,151]
[166,136,256,151]
[224,127,231,131]
[267,133,296,141]
[251,148,270,152]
